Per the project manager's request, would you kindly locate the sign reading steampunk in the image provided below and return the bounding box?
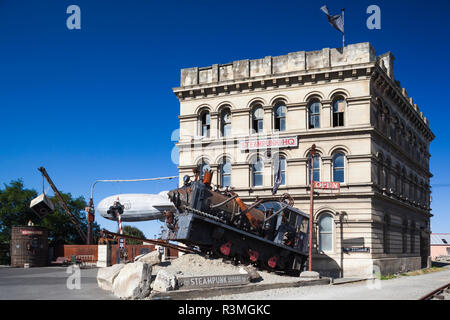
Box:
[239,136,298,151]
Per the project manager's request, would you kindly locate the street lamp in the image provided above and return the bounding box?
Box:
[309,144,316,272]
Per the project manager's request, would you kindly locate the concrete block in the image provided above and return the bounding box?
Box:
[152,270,177,292]
[97,263,125,291]
[233,59,249,79]
[181,67,198,86]
[112,262,151,299]
[239,266,261,282]
[97,245,111,268]
[299,271,321,280]
[135,250,162,266]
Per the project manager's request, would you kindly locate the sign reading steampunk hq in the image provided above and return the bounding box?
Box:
[172,42,434,278]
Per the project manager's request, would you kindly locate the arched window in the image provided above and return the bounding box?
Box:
[409,174,414,201]
[220,108,231,137]
[399,123,405,149]
[406,131,411,154]
[220,158,231,187]
[199,110,210,137]
[389,117,396,141]
[251,106,264,134]
[332,153,345,183]
[308,99,321,129]
[198,159,210,179]
[273,155,286,186]
[274,103,287,132]
[414,176,419,202]
[332,97,345,127]
[307,153,321,184]
[384,158,391,190]
[401,168,406,197]
[252,156,264,187]
[318,213,333,252]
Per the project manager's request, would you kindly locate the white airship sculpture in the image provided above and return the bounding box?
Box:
[96,191,175,222]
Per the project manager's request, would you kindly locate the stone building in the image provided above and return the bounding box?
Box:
[172,42,434,277]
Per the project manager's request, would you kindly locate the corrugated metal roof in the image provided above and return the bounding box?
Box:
[431,234,450,245]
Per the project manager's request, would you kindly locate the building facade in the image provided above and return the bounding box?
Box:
[172,42,434,277]
[430,234,450,260]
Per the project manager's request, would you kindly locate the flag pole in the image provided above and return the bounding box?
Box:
[342,8,345,49]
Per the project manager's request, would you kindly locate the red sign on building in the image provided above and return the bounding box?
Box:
[20,230,44,236]
[313,181,340,190]
[239,136,298,150]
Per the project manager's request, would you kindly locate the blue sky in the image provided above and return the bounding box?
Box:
[0,0,449,238]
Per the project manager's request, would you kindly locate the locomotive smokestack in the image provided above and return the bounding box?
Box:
[203,169,213,186]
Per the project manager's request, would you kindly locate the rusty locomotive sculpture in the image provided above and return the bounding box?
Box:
[160,169,310,274]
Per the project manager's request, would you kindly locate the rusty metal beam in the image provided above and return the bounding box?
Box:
[99,229,198,254]
[38,167,87,244]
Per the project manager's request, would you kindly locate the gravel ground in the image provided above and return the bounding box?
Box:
[198,265,450,300]
[152,253,300,284]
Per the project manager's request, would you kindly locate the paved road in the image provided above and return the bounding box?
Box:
[0,266,117,300]
[206,265,450,300]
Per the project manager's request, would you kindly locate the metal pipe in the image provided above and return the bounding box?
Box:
[38,167,88,244]
[210,194,238,209]
[239,199,264,216]
[263,203,288,223]
[309,144,316,272]
[100,229,197,254]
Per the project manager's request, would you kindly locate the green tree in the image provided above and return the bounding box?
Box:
[0,179,100,246]
[119,225,146,244]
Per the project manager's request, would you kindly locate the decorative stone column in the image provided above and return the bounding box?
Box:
[322,156,332,182]
[321,100,332,128]
[210,164,220,186]
[210,111,219,139]
[287,102,307,131]
[263,105,273,135]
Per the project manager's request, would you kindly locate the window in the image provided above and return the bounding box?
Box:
[410,222,415,253]
[199,159,210,179]
[274,103,286,132]
[307,153,321,184]
[252,106,264,134]
[390,121,396,141]
[220,158,231,188]
[409,174,413,200]
[220,108,231,137]
[273,155,286,186]
[401,168,406,196]
[383,214,390,254]
[333,153,345,183]
[252,156,264,187]
[384,158,391,190]
[318,214,333,252]
[402,219,408,253]
[199,110,210,137]
[308,100,321,129]
[332,98,345,127]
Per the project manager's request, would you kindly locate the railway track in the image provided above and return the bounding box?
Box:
[419,282,450,300]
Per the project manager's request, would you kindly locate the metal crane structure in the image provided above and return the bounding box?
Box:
[38,167,88,244]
